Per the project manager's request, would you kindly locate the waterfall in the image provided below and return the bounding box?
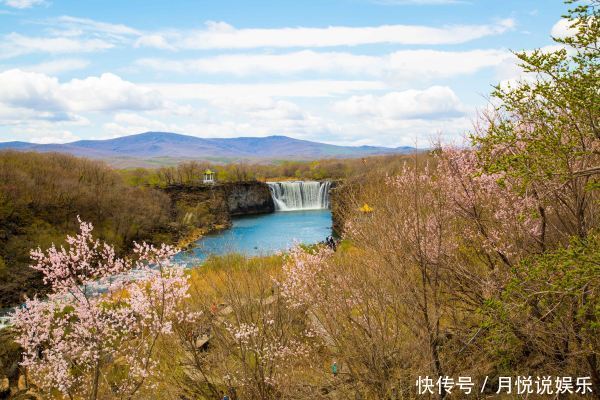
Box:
[267,181,331,211]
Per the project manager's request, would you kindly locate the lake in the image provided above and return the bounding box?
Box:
[174,209,332,266]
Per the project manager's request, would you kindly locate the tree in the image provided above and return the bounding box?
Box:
[472,0,599,241]
[485,232,600,391]
[175,254,322,400]
[11,218,193,399]
[465,0,600,391]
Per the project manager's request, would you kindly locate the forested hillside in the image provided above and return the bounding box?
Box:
[0,151,172,307]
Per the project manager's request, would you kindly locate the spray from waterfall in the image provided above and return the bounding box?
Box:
[267,181,331,211]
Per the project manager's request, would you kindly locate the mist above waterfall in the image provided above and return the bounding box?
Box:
[267,181,331,211]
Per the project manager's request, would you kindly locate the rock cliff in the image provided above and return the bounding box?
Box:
[220,182,275,216]
[162,181,274,247]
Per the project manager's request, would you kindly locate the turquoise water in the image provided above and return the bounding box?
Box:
[0,210,332,322]
[174,209,332,266]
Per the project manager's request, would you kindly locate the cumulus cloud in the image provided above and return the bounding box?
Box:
[551,18,578,38]
[136,19,515,50]
[137,49,511,81]
[333,86,465,120]
[61,73,165,112]
[0,70,64,110]
[0,69,165,113]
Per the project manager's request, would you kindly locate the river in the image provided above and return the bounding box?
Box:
[174,180,333,265]
[174,209,332,265]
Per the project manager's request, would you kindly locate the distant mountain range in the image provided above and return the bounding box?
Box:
[0,132,415,166]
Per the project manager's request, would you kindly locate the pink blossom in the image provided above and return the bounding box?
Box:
[11,218,194,399]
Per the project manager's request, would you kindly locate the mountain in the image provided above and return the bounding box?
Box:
[0,132,415,166]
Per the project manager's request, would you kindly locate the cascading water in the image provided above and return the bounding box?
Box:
[267,181,331,211]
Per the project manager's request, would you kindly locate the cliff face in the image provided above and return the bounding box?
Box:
[221,182,275,216]
[162,181,274,246]
[163,183,230,231]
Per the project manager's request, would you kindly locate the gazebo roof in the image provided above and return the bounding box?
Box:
[204,169,214,174]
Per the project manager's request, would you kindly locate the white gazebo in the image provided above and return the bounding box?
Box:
[203,169,216,184]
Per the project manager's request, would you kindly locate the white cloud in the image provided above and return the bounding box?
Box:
[333,86,465,119]
[104,113,174,136]
[137,51,375,76]
[343,115,472,146]
[3,0,46,9]
[136,19,515,50]
[0,70,63,110]
[0,111,91,144]
[0,16,143,60]
[147,80,387,100]
[495,44,573,89]
[104,111,338,142]
[0,33,113,59]
[0,69,166,113]
[0,104,87,124]
[134,34,174,50]
[102,114,239,139]
[54,16,141,37]
[30,130,80,144]
[551,18,577,38]
[61,73,165,112]
[19,58,90,75]
[209,97,307,120]
[89,106,473,148]
[104,86,472,147]
[137,49,511,81]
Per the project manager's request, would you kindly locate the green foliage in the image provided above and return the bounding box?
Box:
[466,0,600,381]
[473,0,599,185]
[483,231,600,374]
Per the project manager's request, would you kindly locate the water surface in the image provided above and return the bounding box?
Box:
[174,209,332,266]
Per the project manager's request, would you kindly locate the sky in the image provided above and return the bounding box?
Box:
[0,0,571,147]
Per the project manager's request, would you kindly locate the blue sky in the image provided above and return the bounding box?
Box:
[0,0,570,146]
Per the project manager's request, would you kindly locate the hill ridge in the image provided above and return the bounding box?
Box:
[0,132,415,166]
